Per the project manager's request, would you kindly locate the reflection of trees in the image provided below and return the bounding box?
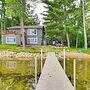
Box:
[77,79,90,90]
[76,59,89,90]
[62,58,90,90]
[0,73,35,90]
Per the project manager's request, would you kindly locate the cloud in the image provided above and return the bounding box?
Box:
[35,3,46,24]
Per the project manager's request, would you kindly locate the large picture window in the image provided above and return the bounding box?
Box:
[6,36,16,44]
[27,37,38,44]
[27,29,37,35]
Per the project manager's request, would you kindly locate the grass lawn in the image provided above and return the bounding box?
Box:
[0,44,57,53]
[68,48,90,55]
[0,44,90,55]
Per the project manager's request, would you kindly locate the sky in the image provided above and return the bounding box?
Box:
[35,2,46,25]
[26,0,46,25]
[77,0,80,4]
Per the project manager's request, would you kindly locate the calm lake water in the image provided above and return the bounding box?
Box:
[0,59,44,90]
[0,57,90,90]
[60,58,90,90]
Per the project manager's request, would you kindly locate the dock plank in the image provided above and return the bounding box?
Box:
[36,52,74,90]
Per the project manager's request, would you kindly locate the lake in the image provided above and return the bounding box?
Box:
[0,58,44,90]
[0,57,90,90]
[59,58,90,90]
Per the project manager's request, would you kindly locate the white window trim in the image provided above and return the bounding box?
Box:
[27,29,37,35]
[27,37,38,44]
[6,36,16,44]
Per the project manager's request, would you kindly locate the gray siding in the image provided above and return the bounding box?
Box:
[2,35,21,45]
[37,28,43,45]
[2,26,44,45]
[26,28,43,45]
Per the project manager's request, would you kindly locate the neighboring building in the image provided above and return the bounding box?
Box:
[50,37,58,45]
[2,25,45,45]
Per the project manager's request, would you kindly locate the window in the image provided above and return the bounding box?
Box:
[6,61,16,69]
[27,37,38,44]
[27,29,37,35]
[6,36,16,44]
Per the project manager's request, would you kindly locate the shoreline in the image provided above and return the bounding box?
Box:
[0,51,41,60]
[0,50,90,60]
[60,51,90,59]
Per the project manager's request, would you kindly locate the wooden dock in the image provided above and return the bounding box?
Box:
[36,52,74,90]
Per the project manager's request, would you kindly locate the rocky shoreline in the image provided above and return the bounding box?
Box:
[59,51,90,59]
[0,51,45,60]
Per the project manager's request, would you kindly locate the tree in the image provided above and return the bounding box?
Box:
[5,0,27,49]
[42,0,89,48]
[0,0,6,32]
[1,0,39,49]
[42,0,76,47]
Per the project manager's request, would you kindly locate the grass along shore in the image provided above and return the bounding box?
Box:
[0,44,90,55]
[0,45,56,53]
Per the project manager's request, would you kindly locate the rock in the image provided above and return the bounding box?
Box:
[0,51,46,60]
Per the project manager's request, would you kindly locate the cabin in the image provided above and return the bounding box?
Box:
[2,25,45,45]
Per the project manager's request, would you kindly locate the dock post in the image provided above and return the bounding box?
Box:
[74,59,76,90]
[41,48,43,72]
[63,48,65,71]
[35,57,37,84]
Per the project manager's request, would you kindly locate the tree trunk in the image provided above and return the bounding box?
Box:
[11,16,14,27]
[76,34,78,48]
[20,17,25,50]
[0,14,3,44]
[2,0,6,31]
[0,1,5,44]
[61,38,63,45]
[3,11,5,31]
[66,32,70,47]
[82,0,87,49]
[64,5,70,47]
[76,30,79,48]
[1,14,3,34]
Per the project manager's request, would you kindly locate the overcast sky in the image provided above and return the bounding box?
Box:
[27,0,80,24]
[35,2,46,25]
[35,0,80,25]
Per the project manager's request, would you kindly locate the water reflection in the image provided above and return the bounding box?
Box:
[0,59,43,90]
[77,58,82,61]
[64,58,90,90]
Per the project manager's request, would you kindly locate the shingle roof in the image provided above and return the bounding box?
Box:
[7,25,44,30]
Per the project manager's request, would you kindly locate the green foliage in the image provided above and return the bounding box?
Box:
[0,0,40,30]
[42,0,90,48]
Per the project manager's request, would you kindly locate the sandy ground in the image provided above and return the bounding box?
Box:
[60,51,90,59]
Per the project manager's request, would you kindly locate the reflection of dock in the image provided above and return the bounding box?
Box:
[36,52,74,90]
